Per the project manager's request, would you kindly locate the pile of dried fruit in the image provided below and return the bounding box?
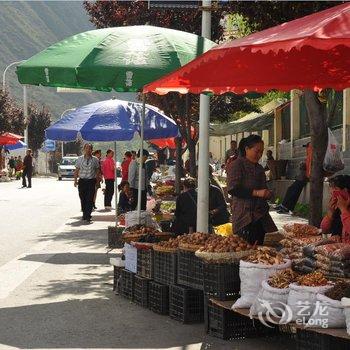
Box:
[155,185,175,197]
[153,237,181,250]
[178,232,212,248]
[243,247,284,265]
[297,271,329,287]
[325,281,350,300]
[197,234,253,253]
[283,223,320,237]
[123,225,160,235]
[268,269,299,289]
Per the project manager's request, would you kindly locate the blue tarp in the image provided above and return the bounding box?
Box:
[46,99,179,142]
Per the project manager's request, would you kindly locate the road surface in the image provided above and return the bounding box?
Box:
[0,177,295,350]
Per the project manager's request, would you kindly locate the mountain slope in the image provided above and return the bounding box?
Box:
[0,1,118,119]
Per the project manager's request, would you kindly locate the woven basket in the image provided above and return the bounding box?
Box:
[178,242,204,252]
[195,249,254,263]
[153,244,178,253]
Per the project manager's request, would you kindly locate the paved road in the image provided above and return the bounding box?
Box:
[0,177,296,350]
[0,177,81,267]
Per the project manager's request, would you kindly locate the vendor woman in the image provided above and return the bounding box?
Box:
[228,135,277,245]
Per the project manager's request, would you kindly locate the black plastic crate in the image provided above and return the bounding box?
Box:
[153,251,177,285]
[206,299,279,340]
[108,226,124,248]
[330,335,350,350]
[169,285,204,323]
[137,249,154,279]
[133,275,150,308]
[203,262,240,300]
[113,266,123,292]
[149,281,169,315]
[120,269,134,300]
[296,329,330,350]
[177,249,203,290]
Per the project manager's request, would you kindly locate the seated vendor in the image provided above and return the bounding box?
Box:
[171,177,197,235]
[321,175,350,244]
[209,184,230,227]
[118,180,132,214]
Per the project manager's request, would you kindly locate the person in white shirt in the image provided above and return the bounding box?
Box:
[74,144,100,223]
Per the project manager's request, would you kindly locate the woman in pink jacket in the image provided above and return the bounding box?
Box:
[321,175,350,244]
[102,149,116,210]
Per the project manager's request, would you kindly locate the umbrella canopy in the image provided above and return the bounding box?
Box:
[144,3,350,95]
[16,25,216,92]
[45,99,179,142]
[5,140,27,150]
[0,132,23,146]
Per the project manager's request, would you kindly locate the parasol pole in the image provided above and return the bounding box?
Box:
[196,0,211,233]
[114,141,118,225]
[137,94,146,223]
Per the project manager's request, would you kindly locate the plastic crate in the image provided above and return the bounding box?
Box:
[108,226,124,248]
[177,249,203,290]
[331,336,350,350]
[149,281,169,315]
[113,266,123,292]
[206,299,279,340]
[169,285,204,323]
[153,251,177,285]
[133,275,150,308]
[120,269,134,300]
[296,329,330,350]
[137,249,154,279]
[203,262,240,300]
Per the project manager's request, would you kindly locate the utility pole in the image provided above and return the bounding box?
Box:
[196,0,211,233]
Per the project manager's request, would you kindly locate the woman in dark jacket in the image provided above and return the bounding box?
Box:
[228,135,277,245]
[172,177,197,235]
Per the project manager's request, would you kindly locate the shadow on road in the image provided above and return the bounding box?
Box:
[37,227,108,249]
[19,252,118,265]
[0,296,295,349]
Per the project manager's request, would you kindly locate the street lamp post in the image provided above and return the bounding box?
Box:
[2,60,28,148]
[60,108,76,157]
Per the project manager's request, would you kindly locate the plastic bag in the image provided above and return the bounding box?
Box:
[307,294,346,328]
[249,280,290,317]
[330,246,350,261]
[232,259,291,309]
[282,283,332,322]
[323,128,344,173]
[341,297,350,335]
[214,223,233,237]
[125,210,157,229]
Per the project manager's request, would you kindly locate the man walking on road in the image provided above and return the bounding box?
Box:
[22,149,33,188]
[74,144,100,223]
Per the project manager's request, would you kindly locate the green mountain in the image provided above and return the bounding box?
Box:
[0,0,124,119]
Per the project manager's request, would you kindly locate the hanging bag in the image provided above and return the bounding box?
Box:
[323,128,344,173]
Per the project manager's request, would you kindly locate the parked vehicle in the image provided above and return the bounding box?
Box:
[58,155,78,180]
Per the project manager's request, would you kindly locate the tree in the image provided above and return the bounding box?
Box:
[0,89,24,135]
[27,104,51,156]
[84,0,258,178]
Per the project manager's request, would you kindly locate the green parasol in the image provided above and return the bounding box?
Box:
[16,25,216,92]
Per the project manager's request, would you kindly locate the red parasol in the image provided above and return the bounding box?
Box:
[0,132,23,146]
[148,126,196,149]
[144,3,350,95]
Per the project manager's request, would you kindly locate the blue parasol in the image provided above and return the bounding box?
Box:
[45,99,179,141]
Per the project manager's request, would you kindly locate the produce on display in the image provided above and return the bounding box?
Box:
[297,271,329,287]
[198,235,253,253]
[178,232,212,251]
[153,237,181,252]
[268,269,299,289]
[137,234,161,243]
[283,223,320,237]
[232,255,291,309]
[325,281,350,301]
[243,247,284,265]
